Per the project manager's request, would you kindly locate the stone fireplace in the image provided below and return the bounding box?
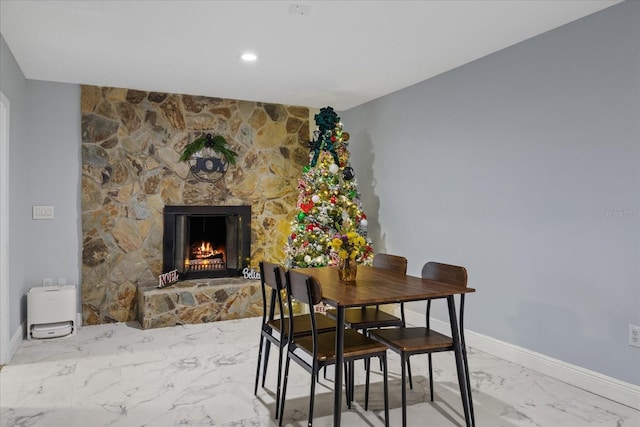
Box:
[81,85,310,325]
[162,205,251,279]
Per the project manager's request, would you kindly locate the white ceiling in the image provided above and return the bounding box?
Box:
[0,0,622,111]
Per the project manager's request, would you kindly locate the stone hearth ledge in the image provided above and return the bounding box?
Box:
[137,277,262,329]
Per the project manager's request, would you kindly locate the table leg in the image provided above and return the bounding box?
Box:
[447,296,472,427]
[460,295,475,426]
[334,306,345,426]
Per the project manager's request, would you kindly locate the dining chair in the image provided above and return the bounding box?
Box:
[279,269,390,427]
[325,253,413,398]
[367,261,473,427]
[254,261,336,420]
[326,253,408,331]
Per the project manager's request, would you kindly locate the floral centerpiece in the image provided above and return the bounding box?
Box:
[330,230,367,282]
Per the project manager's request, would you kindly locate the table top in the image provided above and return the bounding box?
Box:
[291,265,475,308]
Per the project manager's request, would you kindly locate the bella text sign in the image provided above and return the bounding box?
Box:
[242,268,261,280]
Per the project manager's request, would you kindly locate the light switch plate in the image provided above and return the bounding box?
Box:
[33,205,54,219]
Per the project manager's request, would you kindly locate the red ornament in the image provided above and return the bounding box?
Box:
[303,241,309,247]
[331,136,337,142]
[300,201,314,213]
[306,224,315,231]
[330,196,336,204]
[291,233,297,240]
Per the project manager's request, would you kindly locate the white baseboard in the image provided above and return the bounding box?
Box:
[6,321,25,363]
[403,308,640,410]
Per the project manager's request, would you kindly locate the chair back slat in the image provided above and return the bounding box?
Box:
[422,261,468,329]
[260,260,285,291]
[259,261,286,322]
[421,261,467,287]
[284,270,324,363]
[285,270,322,306]
[373,253,408,274]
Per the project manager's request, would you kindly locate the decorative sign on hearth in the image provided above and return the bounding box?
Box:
[158,269,179,288]
[314,302,327,313]
[242,267,261,280]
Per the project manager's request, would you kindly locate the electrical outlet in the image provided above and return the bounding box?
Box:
[629,324,640,348]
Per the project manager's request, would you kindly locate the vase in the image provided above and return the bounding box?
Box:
[337,257,358,282]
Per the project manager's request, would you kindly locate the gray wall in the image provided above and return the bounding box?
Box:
[0,33,81,338]
[25,81,81,310]
[343,0,640,385]
[1,33,28,335]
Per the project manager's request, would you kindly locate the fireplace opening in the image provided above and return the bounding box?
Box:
[163,205,251,279]
[186,216,226,272]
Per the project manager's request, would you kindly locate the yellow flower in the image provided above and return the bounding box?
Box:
[331,229,368,262]
[330,238,343,251]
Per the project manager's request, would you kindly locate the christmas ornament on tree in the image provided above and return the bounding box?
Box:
[285,106,373,269]
[343,166,355,181]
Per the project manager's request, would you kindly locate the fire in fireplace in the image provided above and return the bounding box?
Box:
[163,205,251,279]
[185,215,226,272]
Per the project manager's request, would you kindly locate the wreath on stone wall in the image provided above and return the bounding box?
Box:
[179,134,238,183]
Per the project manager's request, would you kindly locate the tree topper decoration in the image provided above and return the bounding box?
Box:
[179,133,238,165]
[309,106,340,167]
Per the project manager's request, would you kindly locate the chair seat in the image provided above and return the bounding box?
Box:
[369,327,453,353]
[294,329,388,363]
[326,307,403,329]
[268,313,336,337]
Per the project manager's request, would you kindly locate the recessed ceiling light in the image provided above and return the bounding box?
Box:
[240,52,258,62]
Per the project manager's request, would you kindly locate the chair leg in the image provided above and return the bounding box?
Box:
[350,360,355,403]
[428,353,434,401]
[275,343,285,419]
[262,339,272,388]
[254,335,264,395]
[401,354,407,427]
[462,346,475,426]
[279,356,290,426]
[407,357,413,390]
[382,354,389,427]
[345,362,351,409]
[309,366,317,427]
[365,357,371,410]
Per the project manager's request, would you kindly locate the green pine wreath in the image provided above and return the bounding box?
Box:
[179,133,238,165]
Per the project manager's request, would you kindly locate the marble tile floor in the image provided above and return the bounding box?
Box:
[1,317,638,427]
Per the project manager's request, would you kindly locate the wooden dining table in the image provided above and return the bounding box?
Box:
[292,264,476,427]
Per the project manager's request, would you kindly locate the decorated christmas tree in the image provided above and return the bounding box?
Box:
[284,106,374,269]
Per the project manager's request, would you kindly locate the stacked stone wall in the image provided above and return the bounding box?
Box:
[81,85,309,324]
